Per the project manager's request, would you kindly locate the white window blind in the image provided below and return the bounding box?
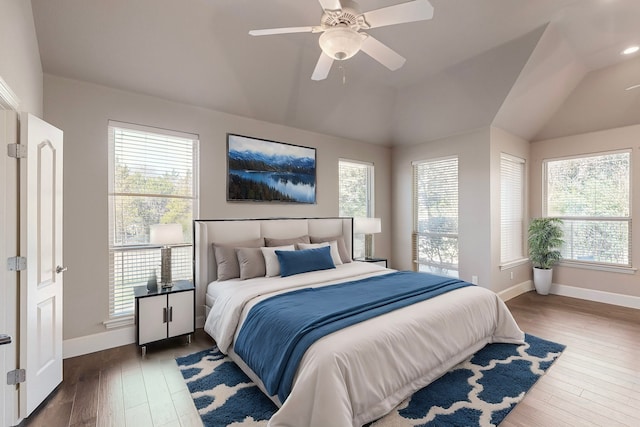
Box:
[544,150,631,267]
[412,157,458,277]
[501,154,525,263]
[339,159,374,258]
[108,121,199,318]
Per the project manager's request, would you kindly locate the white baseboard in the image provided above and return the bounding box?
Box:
[63,325,136,359]
[551,283,640,310]
[497,280,534,302]
[64,317,207,359]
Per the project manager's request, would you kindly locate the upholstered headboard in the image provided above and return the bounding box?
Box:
[193,216,353,292]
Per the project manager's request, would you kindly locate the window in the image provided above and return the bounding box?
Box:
[412,157,458,277]
[501,154,526,264]
[544,150,630,267]
[339,159,374,258]
[108,121,199,321]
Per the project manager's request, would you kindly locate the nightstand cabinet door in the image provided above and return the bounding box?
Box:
[138,295,168,345]
[168,291,194,338]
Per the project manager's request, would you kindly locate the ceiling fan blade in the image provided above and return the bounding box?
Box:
[311,53,334,81]
[249,26,315,36]
[360,35,406,71]
[318,0,342,12]
[363,0,434,29]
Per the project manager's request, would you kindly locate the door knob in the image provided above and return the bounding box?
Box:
[56,265,67,274]
[0,334,11,346]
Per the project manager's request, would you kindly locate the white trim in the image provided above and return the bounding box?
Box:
[63,326,136,359]
[500,152,525,164]
[550,283,640,310]
[499,258,529,271]
[103,315,134,329]
[0,76,20,111]
[558,260,636,275]
[497,280,534,302]
[108,119,199,140]
[66,316,205,358]
[411,154,458,166]
[496,278,640,310]
[338,158,374,167]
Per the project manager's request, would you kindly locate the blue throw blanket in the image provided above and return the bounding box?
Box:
[234,271,473,402]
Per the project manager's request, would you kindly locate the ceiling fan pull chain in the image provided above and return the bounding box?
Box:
[340,65,347,85]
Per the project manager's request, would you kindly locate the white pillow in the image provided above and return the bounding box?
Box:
[297,241,343,266]
[261,245,295,277]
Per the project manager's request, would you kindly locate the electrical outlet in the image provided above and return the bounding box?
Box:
[471,275,478,284]
[510,272,514,280]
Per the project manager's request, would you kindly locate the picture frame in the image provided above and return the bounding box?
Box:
[226,133,317,203]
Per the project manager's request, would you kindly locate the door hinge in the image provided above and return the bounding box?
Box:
[7,256,27,271]
[7,369,26,385]
[7,143,27,158]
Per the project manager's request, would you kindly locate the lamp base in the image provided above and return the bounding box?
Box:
[364,234,374,259]
[160,246,173,287]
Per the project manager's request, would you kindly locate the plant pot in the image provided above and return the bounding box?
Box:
[533,267,553,295]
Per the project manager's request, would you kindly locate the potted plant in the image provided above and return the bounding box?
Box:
[527,217,564,295]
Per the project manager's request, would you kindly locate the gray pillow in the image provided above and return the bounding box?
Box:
[264,235,311,247]
[236,247,266,280]
[213,238,264,281]
[310,235,352,263]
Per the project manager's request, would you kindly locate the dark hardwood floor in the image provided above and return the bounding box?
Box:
[22,330,215,427]
[21,292,640,427]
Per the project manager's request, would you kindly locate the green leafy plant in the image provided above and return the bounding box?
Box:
[528,218,564,269]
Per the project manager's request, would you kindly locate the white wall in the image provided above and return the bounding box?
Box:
[530,124,640,299]
[42,74,392,342]
[0,0,43,116]
[391,128,493,288]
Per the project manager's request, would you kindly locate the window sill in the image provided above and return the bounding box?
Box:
[559,261,637,275]
[103,315,134,329]
[499,258,529,271]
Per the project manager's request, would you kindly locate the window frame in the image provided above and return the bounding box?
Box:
[412,156,459,277]
[338,159,374,259]
[542,149,632,271]
[106,121,199,325]
[500,153,527,268]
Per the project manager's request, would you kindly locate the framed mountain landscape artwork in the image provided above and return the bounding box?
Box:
[226,134,317,203]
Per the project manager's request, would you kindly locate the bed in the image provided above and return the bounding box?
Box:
[194,217,524,427]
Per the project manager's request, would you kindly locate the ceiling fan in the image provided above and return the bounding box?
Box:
[249,0,434,81]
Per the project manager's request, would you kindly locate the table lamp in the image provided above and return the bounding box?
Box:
[354,217,381,259]
[150,223,183,288]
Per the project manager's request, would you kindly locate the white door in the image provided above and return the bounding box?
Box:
[18,113,64,418]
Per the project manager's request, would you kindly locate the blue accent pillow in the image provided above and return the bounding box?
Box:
[276,246,336,277]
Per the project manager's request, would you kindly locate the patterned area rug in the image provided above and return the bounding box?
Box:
[176,334,564,427]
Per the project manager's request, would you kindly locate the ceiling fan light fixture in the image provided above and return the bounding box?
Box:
[319,26,363,60]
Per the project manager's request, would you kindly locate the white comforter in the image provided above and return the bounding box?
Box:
[204,263,524,427]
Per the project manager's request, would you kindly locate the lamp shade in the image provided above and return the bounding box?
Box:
[150,223,183,245]
[319,26,363,60]
[354,217,381,234]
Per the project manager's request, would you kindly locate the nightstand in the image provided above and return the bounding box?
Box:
[134,280,195,356]
[355,257,388,268]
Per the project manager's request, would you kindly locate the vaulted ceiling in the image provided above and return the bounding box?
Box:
[31,0,640,145]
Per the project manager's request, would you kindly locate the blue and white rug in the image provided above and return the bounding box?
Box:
[176,334,565,427]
